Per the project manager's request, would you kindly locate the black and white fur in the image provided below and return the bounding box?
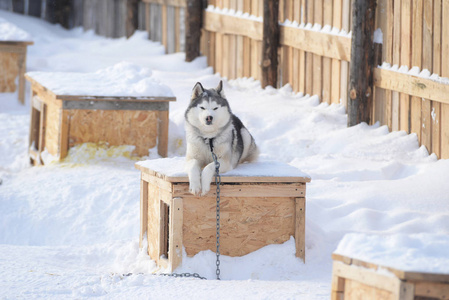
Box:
[184,81,259,196]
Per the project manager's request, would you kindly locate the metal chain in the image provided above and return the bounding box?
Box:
[211,149,221,280]
[128,140,221,281]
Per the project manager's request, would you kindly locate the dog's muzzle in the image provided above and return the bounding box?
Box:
[206,116,213,125]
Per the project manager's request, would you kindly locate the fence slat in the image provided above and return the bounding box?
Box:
[410,0,423,142]
[421,0,433,154]
[322,0,332,103]
[399,0,411,133]
[432,0,442,157]
[312,0,323,98]
[441,0,449,158]
[331,0,342,104]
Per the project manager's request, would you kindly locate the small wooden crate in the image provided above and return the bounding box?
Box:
[0,41,33,104]
[136,157,310,272]
[25,74,176,165]
[332,253,449,300]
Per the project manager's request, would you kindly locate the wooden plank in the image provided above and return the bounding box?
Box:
[391,0,401,131]
[305,0,314,95]
[139,179,149,248]
[399,0,411,133]
[383,0,394,130]
[373,68,449,104]
[142,0,186,8]
[157,110,169,157]
[312,0,323,98]
[442,0,449,158]
[161,3,168,52]
[62,100,169,111]
[59,109,70,159]
[322,0,332,103]
[295,197,305,262]
[185,0,203,61]
[331,275,345,300]
[173,182,306,198]
[332,261,402,294]
[169,197,183,271]
[56,95,176,102]
[421,0,433,154]
[339,0,350,108]
[415,281,449,299]
[141,172,173,193]
[410,0,423,143]
[432,0,442,157]
[280,26,351,62]
[203,10,263,41]
[331,0,342,104]
[182,195,296,257]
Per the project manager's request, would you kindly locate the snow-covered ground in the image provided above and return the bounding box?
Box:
[1,10,449,299]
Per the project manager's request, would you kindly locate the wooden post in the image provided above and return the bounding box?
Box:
[347,0,377,127]
[45,0,73,29]
[185,0,203,62]
[126,0,139,38]
[261,0,280,88]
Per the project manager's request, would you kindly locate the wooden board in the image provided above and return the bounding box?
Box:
[203,10,263,41]
[68,109,159,157]
[0,52,19,92]
[181,195,296,257]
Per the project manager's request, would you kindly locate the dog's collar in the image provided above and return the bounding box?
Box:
[204,137,215,152]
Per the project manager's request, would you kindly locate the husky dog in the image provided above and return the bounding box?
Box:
[184,81,259,196]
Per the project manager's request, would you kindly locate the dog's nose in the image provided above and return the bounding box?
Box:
[206,116,213,125]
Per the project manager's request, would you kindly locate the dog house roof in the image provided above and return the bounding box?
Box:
[135,157,311,183]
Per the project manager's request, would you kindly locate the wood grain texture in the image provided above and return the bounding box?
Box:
[182,195,296,257]
[68,110,158,157]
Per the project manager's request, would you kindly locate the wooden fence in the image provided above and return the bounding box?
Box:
[139,0,186,53]
[1,0,448,158]
[373,0,449,158]
[198,0,449,159]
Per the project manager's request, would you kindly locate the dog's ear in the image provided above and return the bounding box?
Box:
[216,80,225,98]
[191,82,204,101]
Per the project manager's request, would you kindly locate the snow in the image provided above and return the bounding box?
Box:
[0,16,32,41]
[380,62,449,85]
[1,9,449,299]
[335,233,449,274]
[26,62,174,97]
[136,157,311,179]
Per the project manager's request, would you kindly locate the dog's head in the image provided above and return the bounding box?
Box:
[185,81,231,133]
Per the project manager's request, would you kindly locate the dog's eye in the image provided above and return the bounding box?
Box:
[213,107,218,110]
[199,106,205,110]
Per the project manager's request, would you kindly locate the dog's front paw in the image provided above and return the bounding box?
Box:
[201,181,211,196]
[189,181,201,196]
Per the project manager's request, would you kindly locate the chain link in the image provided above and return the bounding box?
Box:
[211,149,221,280]
[130,139,221,281]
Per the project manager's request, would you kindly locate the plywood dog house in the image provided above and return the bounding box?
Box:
[136,157,310,272]
[25,68,176,165]
[0,40,33,104]
[332,234,449,300]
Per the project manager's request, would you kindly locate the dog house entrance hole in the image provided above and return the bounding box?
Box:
[160,201,170,259]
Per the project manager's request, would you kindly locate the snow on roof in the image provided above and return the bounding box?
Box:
[136,156,311,179]
[0,17,32,41]
[26,62,174,98]
[334,233,449,275]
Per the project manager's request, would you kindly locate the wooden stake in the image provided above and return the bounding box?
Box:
[261,0,280,88]
[347,0,377,127]
[185,0,203,62]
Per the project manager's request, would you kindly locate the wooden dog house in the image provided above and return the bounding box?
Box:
[332,247,449,299]
[0,40,33,104]
[136,157,310,272]
[25,71,176,165]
